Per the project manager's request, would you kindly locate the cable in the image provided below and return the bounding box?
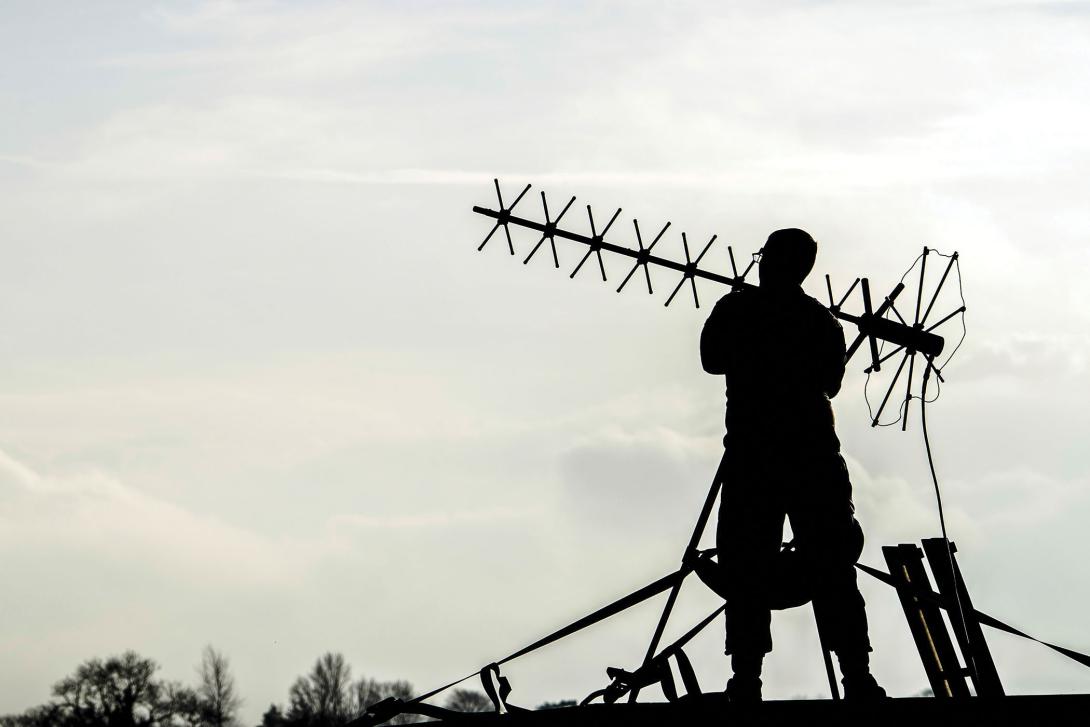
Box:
[864,248,966,427]
[861,248,978,686]
[920,357,979,690]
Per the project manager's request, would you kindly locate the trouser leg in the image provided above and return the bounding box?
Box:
[787,452,872,656]
[812,559,871,655]
[716,460,784,657]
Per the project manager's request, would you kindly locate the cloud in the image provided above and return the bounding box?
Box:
[10,0,1086,195]
[0,446,559,715]
[958,335,1090,381]
[558,425,720,536]
[0,448,307,588]
[332,506,536,531]
[846,452,980,556]
[106,1,522,78]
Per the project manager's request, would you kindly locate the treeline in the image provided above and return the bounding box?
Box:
[2,649,575,727]
[1,648,241,727]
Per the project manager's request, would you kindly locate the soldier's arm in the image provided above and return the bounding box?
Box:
[823,311,847,398]
[700,295,734,374]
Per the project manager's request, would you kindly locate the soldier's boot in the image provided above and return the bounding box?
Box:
[725,653,763,704]
[837,651,887,701]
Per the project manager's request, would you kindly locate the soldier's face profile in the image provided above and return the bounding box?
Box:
[758,243,786,287]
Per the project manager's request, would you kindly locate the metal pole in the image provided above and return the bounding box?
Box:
[628,450,728,702]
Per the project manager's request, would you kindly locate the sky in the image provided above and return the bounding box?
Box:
[2,0,1090,720]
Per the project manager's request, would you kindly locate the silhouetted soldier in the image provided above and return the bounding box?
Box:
[700,228,885,702]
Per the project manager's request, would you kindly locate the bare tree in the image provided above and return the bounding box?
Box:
[287,653,355,727]
[444,689,492,713]
[197,646,242,727]
[279,654,421,727]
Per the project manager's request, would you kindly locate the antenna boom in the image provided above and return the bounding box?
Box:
[474,190,949,364]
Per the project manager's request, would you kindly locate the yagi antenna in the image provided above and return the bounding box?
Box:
[473,180,966,428]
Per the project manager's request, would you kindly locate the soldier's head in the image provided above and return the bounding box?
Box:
[758,228,817,289]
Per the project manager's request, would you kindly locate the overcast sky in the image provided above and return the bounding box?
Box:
[3,0,1090,720]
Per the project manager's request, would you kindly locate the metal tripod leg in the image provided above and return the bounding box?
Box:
[813,602,842,700]
[628,450,728,702]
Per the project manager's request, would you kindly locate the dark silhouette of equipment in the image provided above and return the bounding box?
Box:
[474,180,967,434]
[877,540,1004,699]
[344,181,1090,727]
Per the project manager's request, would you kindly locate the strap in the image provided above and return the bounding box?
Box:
[349,566,690,727]
[494,567,689,665]
[856,561,1090,670]
[479,663,507,712]
[356,698,468,725]
[355,454,728,724]
[672,648,702,698]
[658,604,726,662]
[659,660,679,702]
[579,687,612,706]
[479,663,527,714]
[583,648,702,705]
[581,605,723,705]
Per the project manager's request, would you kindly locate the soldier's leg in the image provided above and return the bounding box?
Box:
[787,452,884,698]
[716,453,784,698]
